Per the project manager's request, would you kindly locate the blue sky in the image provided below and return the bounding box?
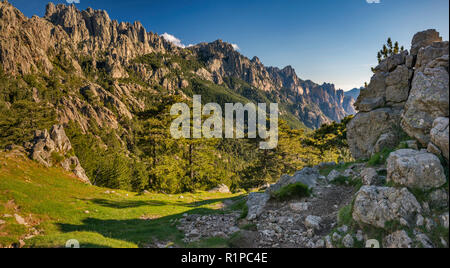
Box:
[9,0,449,91]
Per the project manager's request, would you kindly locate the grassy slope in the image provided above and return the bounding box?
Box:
[0,152,242,248]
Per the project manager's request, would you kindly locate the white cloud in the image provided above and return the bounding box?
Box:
[366,0,380,3]
[66,0,80,3]
[231,43,240,51]
[161,33,186,48]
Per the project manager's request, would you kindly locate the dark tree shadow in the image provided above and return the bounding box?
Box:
[56,208,221,248]
[84,198,169,209]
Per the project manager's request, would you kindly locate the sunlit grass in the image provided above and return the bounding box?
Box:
[0,152,242,248]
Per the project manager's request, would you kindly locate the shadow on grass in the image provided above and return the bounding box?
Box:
[56,208,221,248]
[86,195,246,210]
[184,195,246,208]
[85,198,169,209]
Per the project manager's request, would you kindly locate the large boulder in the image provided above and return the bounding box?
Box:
[246,192,270,220]
[355,72,388,112]
[30,125,90,184]
[410,29,442,57]
[401,42,449,145]
[374,50,408,74]
[352,186,422,228]
[385,65,413,105]
[267,167,319,193]
[31,129,57,167]
[61,157,90,184]
[361,168,381,186]
[415,41,449,72]
[50,124,72,153]
[383,230,413,248]
[355,51,411,112]
[347,107,402,159]
[208,184,231,193]
[430,117,449,161]
[386,149,446,190]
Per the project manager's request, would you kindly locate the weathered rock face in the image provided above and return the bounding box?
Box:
[410,29,443,57]
[383,230,413,248]
[386,149,446,190]
[401,30,449,146]
[44,3,170,66]
[30,125,90,184]
[61,156,90,184]
[266,167,320,194]
[208,184,231,194]
[31,129,58,168]
[0,1,356,131]
[347,107,402,159]
[49,125,72,153]
[361,168,381,186]
[348,29,449,160]
[429,117,449,161]
[348,49,412,159]
[401,51,449,145]
[190,40,355,128]
[246,192,270,220]
[352,186,421,228]
[355,50,411,113]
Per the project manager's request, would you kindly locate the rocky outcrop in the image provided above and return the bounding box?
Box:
[0,1,358,131]
[386,149,446,190]
[208,184,231,194]
[30,125,90,184]
[401,54,449,145]
[348,49,411,159]
[352,186,421,228]
[44,3,170,66]
[347,107,402,159]
[429,117,449,162]
[401,31,449,146]
[266,167,320,195]
[348,29,449,160]
[410,29,443,57]
[360,167,381,186]
[246,192,270,220]
[347,29,449,246]
[190,40,355,128]
[356,50,411,112]
[383,230,413,248]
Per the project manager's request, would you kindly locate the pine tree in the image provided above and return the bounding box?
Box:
[387,38,393,55]
[394,41,400,54]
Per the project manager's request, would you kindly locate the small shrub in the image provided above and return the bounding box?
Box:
[270,182,311,201]
[338,204,353,226]
[51,151,65,165]
[239,204,249,220]
[368,148,394,166]
[331,175,350,186]
[230,199,249,220]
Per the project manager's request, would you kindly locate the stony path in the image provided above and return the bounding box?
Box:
[177,185,355,248]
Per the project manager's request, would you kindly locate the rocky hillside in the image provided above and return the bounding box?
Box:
[189,40,357,126]
[0,1,353,130]
[180,29,448,248]
[348,29,448,160]
[1,1,359,193]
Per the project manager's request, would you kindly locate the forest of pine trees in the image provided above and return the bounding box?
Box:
[0,52,354,194]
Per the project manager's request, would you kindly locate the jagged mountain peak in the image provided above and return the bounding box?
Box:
[0,1,355,128]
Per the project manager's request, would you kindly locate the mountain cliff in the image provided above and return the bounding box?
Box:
[0,1,352,130]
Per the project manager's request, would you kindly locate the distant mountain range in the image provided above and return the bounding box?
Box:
[344,88,362,101]
[0,2,356,129]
